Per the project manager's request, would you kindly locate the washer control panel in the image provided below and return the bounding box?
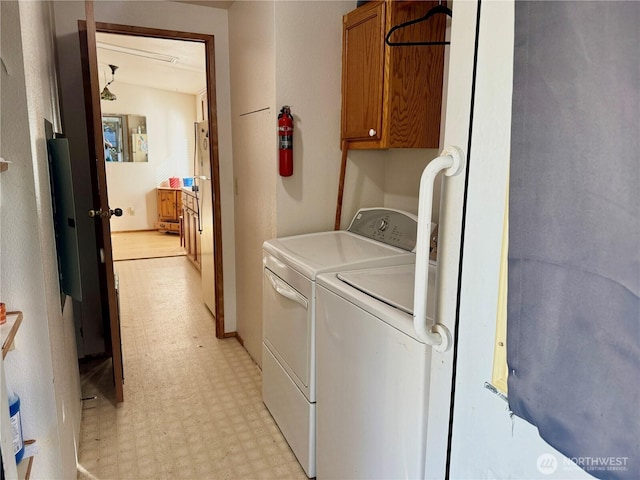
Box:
[347,208,419,251]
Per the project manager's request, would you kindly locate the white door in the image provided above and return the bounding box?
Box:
[438,2,597,479]
[420,1,480,478]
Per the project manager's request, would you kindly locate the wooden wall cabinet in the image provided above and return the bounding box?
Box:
[155,187,182,233]
[341,0,446,149]
[182,190,201,271]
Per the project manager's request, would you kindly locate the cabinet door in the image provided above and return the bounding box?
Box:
[183,207,193,256]
[341,1,386,142]
[386,1,446,148]
[340,1,446,149]
[175,191,182,217]
[158,190,176,221]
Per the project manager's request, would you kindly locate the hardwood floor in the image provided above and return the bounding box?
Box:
[111,230,186,261]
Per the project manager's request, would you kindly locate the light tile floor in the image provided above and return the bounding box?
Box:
[77,256,307,480]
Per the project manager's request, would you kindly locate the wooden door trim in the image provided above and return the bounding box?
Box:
[91,21,226,338]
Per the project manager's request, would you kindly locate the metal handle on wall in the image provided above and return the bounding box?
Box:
[413,146,465,352]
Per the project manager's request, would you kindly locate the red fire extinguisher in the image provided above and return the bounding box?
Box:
[278,105,294,177]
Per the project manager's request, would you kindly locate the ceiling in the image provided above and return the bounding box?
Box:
[96,1,234,96]
[97,32,206,95]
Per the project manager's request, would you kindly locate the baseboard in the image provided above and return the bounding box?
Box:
[111,229,156,234]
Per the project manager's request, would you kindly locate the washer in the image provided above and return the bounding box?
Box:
[315,261,437,479]
[262,208,421,477]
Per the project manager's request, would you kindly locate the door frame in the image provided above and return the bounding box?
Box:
[89,22,226,338]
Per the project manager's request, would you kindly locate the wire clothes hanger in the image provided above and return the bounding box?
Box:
[385,1,452,47]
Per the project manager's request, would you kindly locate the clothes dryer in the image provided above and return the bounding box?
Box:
[262,208,423,477]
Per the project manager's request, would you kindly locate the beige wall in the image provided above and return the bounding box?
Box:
[230,1,360,365]
[228,0,276,365]
[273,1,354,236]
[272,2,444,235]
[383,149,442,218]
[229,1,448,365]
[0,1,81,478]
[103,82,197,232]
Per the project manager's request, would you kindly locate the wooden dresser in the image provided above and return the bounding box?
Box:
[155,187,182,233]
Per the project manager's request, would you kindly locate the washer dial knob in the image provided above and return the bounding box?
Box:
[376,218,388,231]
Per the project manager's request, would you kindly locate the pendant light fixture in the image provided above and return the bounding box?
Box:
[100,64,118,101]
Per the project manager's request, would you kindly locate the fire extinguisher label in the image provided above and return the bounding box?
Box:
[279,136,292,149]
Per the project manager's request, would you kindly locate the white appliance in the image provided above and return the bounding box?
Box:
[194,121,215,314]
[316,263,436,479]
[262,208,421,478]
[314,147,465,478]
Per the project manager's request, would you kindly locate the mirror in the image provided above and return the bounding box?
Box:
[102,114,148,162]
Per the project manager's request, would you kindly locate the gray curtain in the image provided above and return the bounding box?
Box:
[508,2,639,480]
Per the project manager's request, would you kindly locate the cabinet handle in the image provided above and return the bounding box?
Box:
[368,128,377,137]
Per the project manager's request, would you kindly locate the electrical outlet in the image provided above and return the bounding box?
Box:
[127,207,135,216]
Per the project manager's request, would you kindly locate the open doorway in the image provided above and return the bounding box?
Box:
[93,23,225,337]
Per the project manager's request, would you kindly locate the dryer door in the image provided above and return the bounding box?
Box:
[262,265,312,397]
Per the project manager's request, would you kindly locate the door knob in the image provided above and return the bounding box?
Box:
[368,128,377,137]
[88,208,123,219]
